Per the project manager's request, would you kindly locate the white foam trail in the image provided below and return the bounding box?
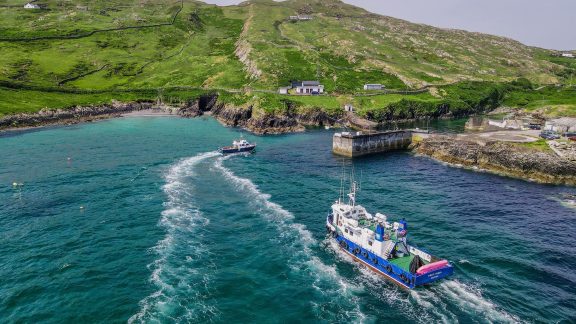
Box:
[437,280,520,323]
[213,157,366,322]
[129,152,220,323]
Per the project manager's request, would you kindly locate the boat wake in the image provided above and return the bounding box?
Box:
[129,152,220,323]
[412,280,520,323]
[213,157,367,322]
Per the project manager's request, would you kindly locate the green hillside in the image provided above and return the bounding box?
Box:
[0,0,574,118]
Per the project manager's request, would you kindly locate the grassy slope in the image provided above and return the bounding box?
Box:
[0,0,574,118]
[244,0,566,88]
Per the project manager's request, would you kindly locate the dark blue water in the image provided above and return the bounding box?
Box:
[1,117,574,323]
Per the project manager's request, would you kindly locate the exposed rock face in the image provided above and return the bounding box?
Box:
[200,98,336,134]
[0,101,154,130]
[211,103,252,127]
[178,95,219,117]
[234,5,262,80]
[297,109,338,127]
[247,114,304,134]
[413,136,576,185]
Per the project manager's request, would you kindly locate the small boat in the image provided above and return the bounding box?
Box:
[326,178,454,289]
[219,138,256,154]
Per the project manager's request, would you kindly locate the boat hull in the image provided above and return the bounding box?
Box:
[219,145,256,154]
[327,222,453,289]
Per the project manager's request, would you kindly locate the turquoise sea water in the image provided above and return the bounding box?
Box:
[1,117,575,323]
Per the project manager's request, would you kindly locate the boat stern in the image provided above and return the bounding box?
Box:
[415,262,454,287]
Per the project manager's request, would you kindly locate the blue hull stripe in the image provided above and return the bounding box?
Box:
[220,146,256,154]
[334,234,453,289]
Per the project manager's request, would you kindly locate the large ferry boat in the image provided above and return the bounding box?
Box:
[219,138,256,154]
[326,180,453,289]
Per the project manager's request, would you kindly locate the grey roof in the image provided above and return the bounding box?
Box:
[551,117,576,127]
[301,81,320,86]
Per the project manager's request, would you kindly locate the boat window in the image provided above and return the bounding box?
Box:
[368,241,373,246]
[344,228,348,233]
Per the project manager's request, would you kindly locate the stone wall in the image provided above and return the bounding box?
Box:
[333,131,412,157]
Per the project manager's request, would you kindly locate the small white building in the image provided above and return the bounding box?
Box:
[561,53,575,58]
[295,81,324,95]
[289,15,313,21]
[344,104,354,112]
[24,3,40,9]
[278,87,290,95]
[363,84,384,91]
[545,118,576,133]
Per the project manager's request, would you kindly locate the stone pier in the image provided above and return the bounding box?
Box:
[333,131,413,157]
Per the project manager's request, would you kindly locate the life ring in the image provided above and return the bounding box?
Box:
[361,251,369,258]
[386,265,392,273]
[339,241,348,249]
[331,231,338,238]
[372,258,379,265]
[353,247,360,255]
[400,273,407,283]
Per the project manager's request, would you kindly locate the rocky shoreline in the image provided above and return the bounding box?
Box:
[0,102,156,132]
[412,136,576,186]
[3,99,575,186]
[0,95,338,135]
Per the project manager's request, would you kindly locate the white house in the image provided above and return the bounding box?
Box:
[545,118,576,133]
[344,104,354,112]
[278,87,290,95]
[561,53,575,58]
[289,15,313,21]
[363,84,384,91]
[295,81,324,95]
[24,3,40,9]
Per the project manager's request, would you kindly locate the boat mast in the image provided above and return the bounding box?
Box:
[338,160,345,204]
[348,166,357,207]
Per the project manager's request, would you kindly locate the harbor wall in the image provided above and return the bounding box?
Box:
[333,131,413,157]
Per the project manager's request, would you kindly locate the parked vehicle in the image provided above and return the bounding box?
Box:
[528,124,542,130]
[540,131,560,140]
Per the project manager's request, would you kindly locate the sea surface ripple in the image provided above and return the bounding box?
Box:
[0,117,574,323]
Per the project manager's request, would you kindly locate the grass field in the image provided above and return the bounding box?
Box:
[514,139,553,153]
[0,0,575,118]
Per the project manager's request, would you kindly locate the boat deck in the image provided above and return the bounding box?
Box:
[388,255,415,272]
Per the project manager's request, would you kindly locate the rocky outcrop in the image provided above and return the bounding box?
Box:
[205,100,336,134]
[297,109,338,127]
[178,94,219,117]
[247,114,304,134]
[234,5,262,80]
[0,101,154,130]
[211,103,252,127]
[413,136,576,185]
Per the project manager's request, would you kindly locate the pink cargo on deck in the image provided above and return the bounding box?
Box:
[417,260,449,275]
